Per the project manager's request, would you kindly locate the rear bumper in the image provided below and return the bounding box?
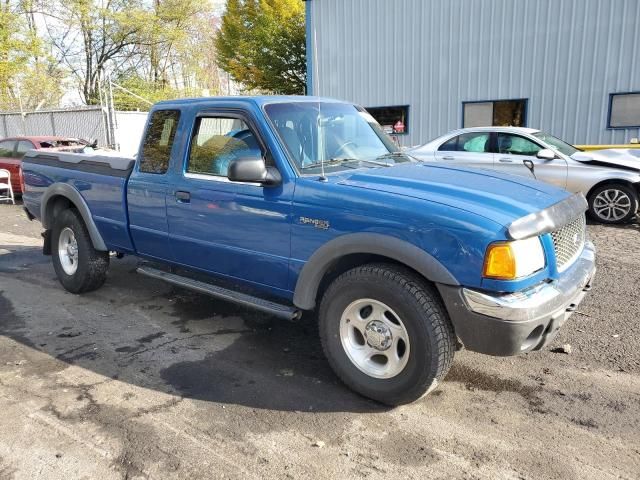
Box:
[438,242,596,356]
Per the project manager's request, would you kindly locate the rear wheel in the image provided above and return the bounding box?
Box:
[319,263,456,405]
[52,209,109,293]
[588,184,638,224]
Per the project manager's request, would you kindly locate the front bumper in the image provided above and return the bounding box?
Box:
[438,241,596,356]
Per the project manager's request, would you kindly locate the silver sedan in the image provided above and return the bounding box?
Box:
[409,127,640,224]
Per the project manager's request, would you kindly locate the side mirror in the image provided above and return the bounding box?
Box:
[228,157,281,186]
[536,148,556,160]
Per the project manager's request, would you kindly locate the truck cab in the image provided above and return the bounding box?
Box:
[22,96,596,405]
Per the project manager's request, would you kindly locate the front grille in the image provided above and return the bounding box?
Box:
[550,215,586,271]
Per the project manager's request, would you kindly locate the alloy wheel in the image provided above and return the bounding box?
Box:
[58,227,79,275]
[339,298,411,379]
[593,188,632,222]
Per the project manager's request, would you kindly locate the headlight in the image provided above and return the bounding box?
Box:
[483,237,545,280]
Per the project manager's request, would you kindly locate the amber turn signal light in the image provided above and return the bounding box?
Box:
[483,243,517,280]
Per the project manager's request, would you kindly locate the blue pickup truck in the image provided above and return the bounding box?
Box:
[22,96,596,405]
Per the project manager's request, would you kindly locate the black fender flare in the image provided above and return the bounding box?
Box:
[41,183,108,251]
[292,233,459,310]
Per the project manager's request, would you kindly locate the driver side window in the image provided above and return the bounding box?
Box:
[188,117,263,177]
[497,134,541,156]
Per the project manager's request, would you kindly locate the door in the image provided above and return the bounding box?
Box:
[166,112,292,291]
[127,109,181,259]
[0,140,15,163]
[0,140,20,192]
[16,140,35,157]
[494,133,568,189]
[434,131,494,170]
[12,140,35,192]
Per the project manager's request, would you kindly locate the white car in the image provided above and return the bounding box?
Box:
[409,127,640,224]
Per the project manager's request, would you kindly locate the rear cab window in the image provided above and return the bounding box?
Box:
[140,110,181,174]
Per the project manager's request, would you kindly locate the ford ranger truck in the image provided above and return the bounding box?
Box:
[21,97,596,405]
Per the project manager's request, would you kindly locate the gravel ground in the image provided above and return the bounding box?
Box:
[0,202,639,480]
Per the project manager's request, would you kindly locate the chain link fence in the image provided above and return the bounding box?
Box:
[0,78,240,155]
[0,107,110,146]
[0,106,150,156]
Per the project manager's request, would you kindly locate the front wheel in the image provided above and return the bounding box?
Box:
[319,264,456,405]
[52,208,109,293]
[588,184,638,224]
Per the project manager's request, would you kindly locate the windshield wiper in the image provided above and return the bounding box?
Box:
[358,158,393,167]
[301,157,395,171]
[377,151,418,162]
[301,158,359,170]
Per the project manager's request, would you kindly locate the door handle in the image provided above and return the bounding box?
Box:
[175,191,191,203]
[498,158,513,163]
[441,156,455,160]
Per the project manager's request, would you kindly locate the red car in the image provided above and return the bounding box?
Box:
[0,136,88,194]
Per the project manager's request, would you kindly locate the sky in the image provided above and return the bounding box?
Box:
[212,0,227,15]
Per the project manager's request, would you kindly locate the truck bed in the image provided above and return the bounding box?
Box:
[22,151,136,252]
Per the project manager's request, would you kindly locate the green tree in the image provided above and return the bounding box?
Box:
[41,0,154,104]
[216,0,306,94]
[0,1,64,110]
[110,74,204,111]
[143,0,221,95]
[41,0,220,107]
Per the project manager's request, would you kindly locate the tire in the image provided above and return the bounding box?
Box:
[51,208,109,293]
[588,183,638,224]
[318,263,456,405]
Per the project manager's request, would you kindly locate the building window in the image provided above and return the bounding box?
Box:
[463,99,527,128]
[608,92,640,129]
[365,105,409,135]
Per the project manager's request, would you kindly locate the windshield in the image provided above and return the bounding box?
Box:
[533,132,580,156]
[264,102,412,174]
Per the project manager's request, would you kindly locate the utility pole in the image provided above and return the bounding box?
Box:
[98,73,111,148]
[17,89,26,136]
[108,76,118,150]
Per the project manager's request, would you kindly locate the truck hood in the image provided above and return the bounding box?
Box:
[571,149,640,172]
[337,163,572,227]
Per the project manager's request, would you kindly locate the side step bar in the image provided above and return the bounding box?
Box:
[137,266,302,321]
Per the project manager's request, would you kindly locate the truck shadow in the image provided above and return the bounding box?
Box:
[0,245,50,274]
[153,290,385,412]
[0,252,386,414]
[158,309,385,413]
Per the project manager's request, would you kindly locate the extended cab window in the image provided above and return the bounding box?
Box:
[187,116,262,177]
[140,110,180,174]
[439,132,490,153]
[497,134,541,156]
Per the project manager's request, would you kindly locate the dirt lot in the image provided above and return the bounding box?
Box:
[0,202,639,480]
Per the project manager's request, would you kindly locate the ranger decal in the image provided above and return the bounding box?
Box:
[299,216,330,230]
